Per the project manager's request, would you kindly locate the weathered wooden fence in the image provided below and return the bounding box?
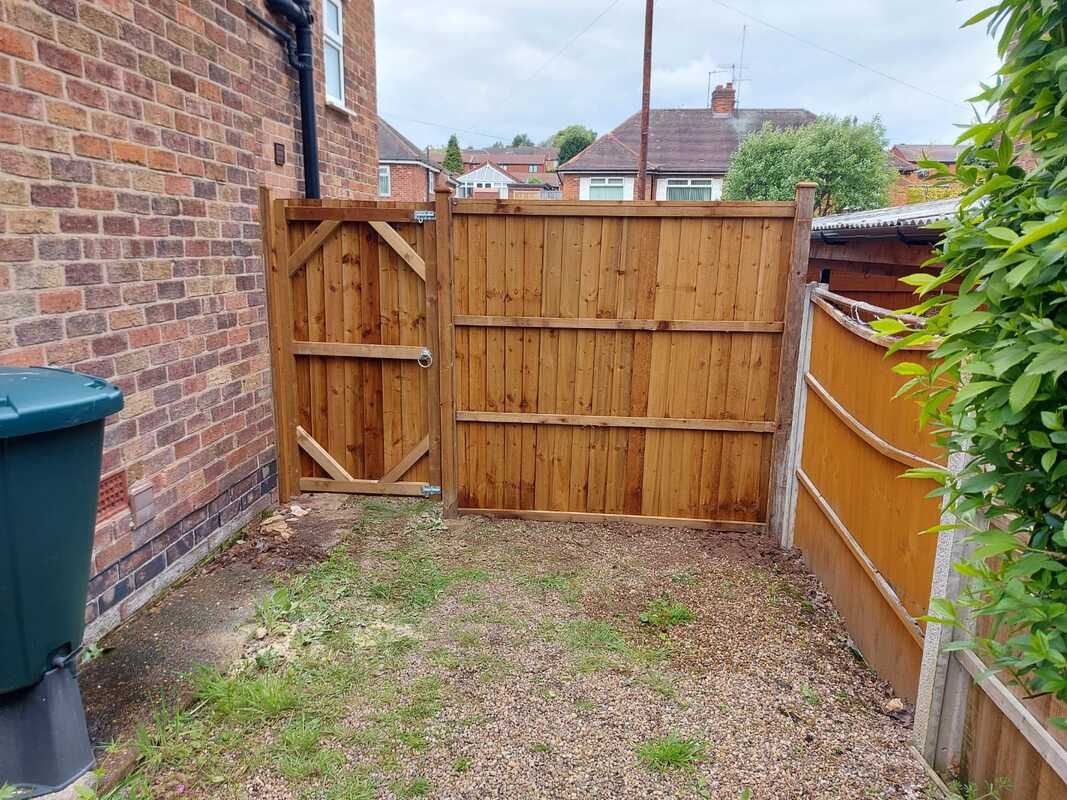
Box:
[783,287,1067,798]
[262,186,816,533]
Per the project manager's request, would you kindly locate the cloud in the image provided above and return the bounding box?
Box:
[375,0,1000,149]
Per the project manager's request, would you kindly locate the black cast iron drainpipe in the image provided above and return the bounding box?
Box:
[246,0,321,198]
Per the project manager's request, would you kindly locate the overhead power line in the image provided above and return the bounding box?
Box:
[706,0,968,109]
[378,112,509,143]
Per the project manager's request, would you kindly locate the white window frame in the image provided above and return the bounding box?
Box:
[378,165,390,197]
[323,0,344,107]
[528,164,538,173]
[656,176,722,201]
[580,176,632,201]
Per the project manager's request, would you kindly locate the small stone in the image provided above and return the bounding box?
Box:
[254,626,267,640]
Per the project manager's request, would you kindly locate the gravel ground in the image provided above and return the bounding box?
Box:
[335,511,926,799]
[113,498,930,800]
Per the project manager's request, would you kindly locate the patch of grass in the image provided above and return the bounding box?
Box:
[670,571,698,586]
[800,684,822,707]
[931,780,1008,800]
[359,498,433,525]
[256,586,296,633]
[575,698,596,713]
[452,757,471,773]
[636,734,705,772]
[303,770,377,800]
[530,741,552,754]
[639,595,695,629]
[368,550,487,612]
[273,716,344,781]
[522,570,583,604]
[192,666,298,723]
[454,629,481,649]
[555,618,665,673]
[393,777,431,798]
[634,669,679,701]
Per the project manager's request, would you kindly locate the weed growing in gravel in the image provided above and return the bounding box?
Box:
[303,770,377,800]
[555,618,665,672]
[800,684,823,707]
[639,595,695,629]
[272,715,344,781]
[358,498,434,526]
[452,757,471,773]
[636,734,705,772]
[634,669,680,702]
[670,571,698,586]
[522,570,583,604]
[929,780,1007,800]
[393,777,432,797]
[530,741,552,753]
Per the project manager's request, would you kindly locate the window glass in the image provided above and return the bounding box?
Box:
[589,177,625,200]
[665,178,716,201]
[378,165,390,197]
[324,0,340,36]
[324,44,342,102]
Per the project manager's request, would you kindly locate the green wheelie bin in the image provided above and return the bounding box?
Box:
[0,366,123,796]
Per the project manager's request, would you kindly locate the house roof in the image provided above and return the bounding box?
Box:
[558,107,817,174]
[378,117,439,171]
[812,197,960,239]
[892,144,963,164]
[888,151,918,173]
[429,146,558,166]
[455,162,521,185]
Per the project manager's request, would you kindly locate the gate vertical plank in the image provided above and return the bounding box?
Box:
[260,189,299,502]
[395,224,420,483]
[359,221,385,478]
[768,182,817,539]
[341,221,366,477]
[587,216,622,513]
[433,181,458,512]
[606,219,638,513]
[379,225,402,480]
[290,218,314,480]
[305,219,328,479]
[322,214,346,476]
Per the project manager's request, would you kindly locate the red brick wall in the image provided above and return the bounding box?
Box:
[561,174,579,200]
[381,162,431,202]
[0,0,377,633]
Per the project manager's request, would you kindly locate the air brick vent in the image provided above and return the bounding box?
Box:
[97,470,129,521]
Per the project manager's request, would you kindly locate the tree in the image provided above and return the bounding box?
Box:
[557,127,597,164]
[546,124,597,149]
[511,133,533,147]
[442,135,463,174]
[722,116,895,215]
[889,0,1067,728]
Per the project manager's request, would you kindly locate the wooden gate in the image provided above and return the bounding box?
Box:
[259,192,446,500]
[262,186,815,535]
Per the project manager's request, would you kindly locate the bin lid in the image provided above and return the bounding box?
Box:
[0,367,123,439]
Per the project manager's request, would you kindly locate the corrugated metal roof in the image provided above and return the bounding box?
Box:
[812,197,960,235]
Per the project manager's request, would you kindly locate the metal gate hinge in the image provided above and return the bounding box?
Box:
[414,210,436,223]
[421,484,442,497]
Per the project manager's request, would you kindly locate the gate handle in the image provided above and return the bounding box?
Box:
[417,348,433,369]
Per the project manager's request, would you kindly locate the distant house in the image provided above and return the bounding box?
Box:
[454,162,559,200]
[429,146,559,183]
[378,117,451,202]
[557,83,816,200]
[887,144,964,206]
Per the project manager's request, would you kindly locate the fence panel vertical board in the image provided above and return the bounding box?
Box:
[450,200,801,528]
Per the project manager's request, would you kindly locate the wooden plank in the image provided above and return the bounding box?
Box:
[285,206,421,222]
[519,215,544,510]
[805,372,941,470]
[552,216,584,511]
[369,220,427,281]
[299,478,427,496]
[290,218,314,480]
[811,293,937,352]
[287,219,340,275]
[484,214,507,508]
[432,180,458,511]
[534,216,564,511]
[379,435,430,484]
[956,650,1067,786]
[341,220,365,478]
[624,218,659,515]
[767,182,816,539]
[454,200,796,218]
[359,219,385,478]
[453,315,783,332]
[292,341,426,359]
[797,467,924,647]
[453,413,775,433]
[457,507,767,533]
[467,214,489,507]
[569,217,601,512]
[322,213,346,481]
[259,189,300,502]
[305,218,328,480]
[503,215,524,509]
[395,222,424,485]
[296,425,355,482]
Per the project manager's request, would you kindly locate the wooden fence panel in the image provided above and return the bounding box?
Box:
[790,291,941,702]
[451,201,803,528]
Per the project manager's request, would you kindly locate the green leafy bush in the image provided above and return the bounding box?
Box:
[888,0,1067,726]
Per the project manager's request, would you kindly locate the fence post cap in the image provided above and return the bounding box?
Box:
[795,181,818,189]
[434,172,453,194]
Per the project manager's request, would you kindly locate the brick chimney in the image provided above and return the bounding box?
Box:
[711,82,736,116]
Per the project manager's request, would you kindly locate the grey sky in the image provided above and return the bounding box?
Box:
[375,0,1001,151]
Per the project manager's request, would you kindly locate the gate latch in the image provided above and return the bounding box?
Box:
[421,484,442,497]
[417,348,433,369]
[414,210,436,224]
